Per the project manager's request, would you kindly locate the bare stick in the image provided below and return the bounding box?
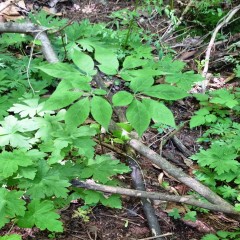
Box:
[202,4,240,90]
[71,180,240,216]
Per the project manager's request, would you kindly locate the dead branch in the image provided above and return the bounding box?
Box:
[129,139,235,212]
[71,179,240,216]
[202,4,240,90]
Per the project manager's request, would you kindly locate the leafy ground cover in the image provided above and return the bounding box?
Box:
[0,0,240,239]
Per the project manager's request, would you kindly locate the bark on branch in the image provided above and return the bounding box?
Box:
[71,179,240,216]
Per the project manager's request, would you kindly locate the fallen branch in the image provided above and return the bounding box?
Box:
[202,4,240,90]
[129,139,235,211]
[0,22,58,63]
[71,179,239,216]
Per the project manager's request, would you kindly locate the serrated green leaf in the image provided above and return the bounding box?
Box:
[143,84,189,100]
[201,234,219,240]
[83,190,101,204]
[19,160,70,199]
[0,189,26,228]
[190,115,206,128]
[74,137,96,159]
[0,116,38,149]
[91,96,112,130]
[8,98,53,118]
[112,91,133,106]
[17,200,63,232]
[65,98,90,128]
[80,155,130,183]
[126,99,150,136]
[100,194,122,208]
[0,150,33,179]
[168,208,181,219]
[183,211,197,221]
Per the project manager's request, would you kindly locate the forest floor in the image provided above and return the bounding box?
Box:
[1,0,239,239]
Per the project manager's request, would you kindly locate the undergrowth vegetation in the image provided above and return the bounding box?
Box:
[0,1,239,239]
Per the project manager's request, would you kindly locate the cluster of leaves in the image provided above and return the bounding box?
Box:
[0,10,205,238]
[189,87,240,210]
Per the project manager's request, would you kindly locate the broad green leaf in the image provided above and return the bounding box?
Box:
[142,99,175,127]
[70,49,96,76]
[0,150,33,179]
[112,91,133,106]
[0,189,25,228]
[123,56,148,69]
[97,65,118,75]
[0,234,22,240]
[129,77,154,93]
[65,98,90,128]
[93,89,107,95]
[126,99,151,136]
[91,96,112,130]
[36,62,81,79]
[44,91,83,111]
[95,46,119,75]
[143,84,189,100]
[17,200,63,232]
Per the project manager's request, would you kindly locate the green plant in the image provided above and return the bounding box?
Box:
[201,230,240,240]
[190,87,240,209]
[0,8,219,238]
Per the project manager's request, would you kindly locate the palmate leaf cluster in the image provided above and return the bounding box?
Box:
[0,11,204,237]
[190,87,240,205]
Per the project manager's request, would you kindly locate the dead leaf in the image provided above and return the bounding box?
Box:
[0,0,26,21]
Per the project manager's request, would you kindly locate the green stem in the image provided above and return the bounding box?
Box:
[123,0,140,48]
